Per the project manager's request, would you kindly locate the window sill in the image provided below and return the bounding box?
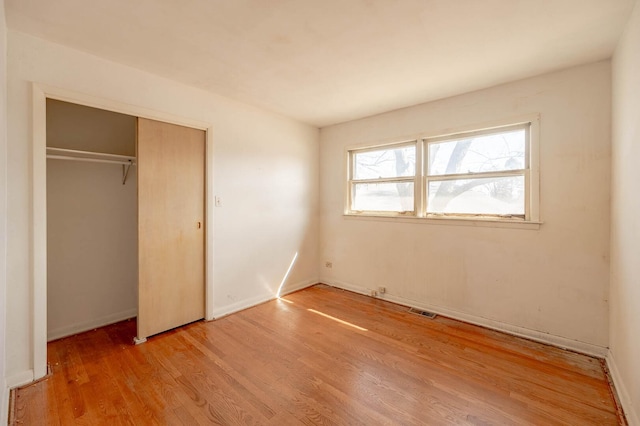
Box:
[343,213,542,230]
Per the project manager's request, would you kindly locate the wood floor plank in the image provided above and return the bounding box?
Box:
[12,284,623,425]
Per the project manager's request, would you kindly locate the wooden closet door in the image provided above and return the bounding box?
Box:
[136,118,205,341]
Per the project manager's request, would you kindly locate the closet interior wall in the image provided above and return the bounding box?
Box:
[46,99,138,341]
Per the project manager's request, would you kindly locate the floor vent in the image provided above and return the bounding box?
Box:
[408,307,437,319]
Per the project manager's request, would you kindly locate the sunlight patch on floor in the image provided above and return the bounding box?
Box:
[307,309,368,331]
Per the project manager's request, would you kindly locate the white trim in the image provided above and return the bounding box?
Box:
[349,139,416,156]
[6,371,34,389]
[322,279,607,358]
[31,83,216,380]
[47,308,137,342]
[606,350,639,426]
[280,279,319,295]
[1,382,8,426]
[343,213,542,230]
[205,126,215,321]
[211,279,317,319]
[528,115,541,222]
[211,294,277,320]
[424,122,529,144]
[425,169,526,182]
[32,86,48,380]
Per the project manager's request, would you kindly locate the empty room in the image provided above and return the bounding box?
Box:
[0,0,639,424]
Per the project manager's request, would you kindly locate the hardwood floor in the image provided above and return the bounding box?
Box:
[12,285,623,425]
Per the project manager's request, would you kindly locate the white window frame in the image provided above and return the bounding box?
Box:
[424,122,531,220]
[345,115,540,226]
[346,140,418,216]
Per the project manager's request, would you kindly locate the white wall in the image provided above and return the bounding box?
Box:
[46,100,138,340]
[320,61,611,354]
[610,1,640,424]
[0,1,8,423]
[6,31,319,386]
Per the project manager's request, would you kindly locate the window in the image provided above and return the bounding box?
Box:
[346,118,539,223]
[426,124,528,218]
[348,142,416,214]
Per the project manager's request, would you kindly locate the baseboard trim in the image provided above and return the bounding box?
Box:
[322,279,608,358]
[6,370,34,389]
[211,278,317,319]
[280,279,318,297]
[1,380,8,426]
[607,350,639,426]
[47,308,138,342]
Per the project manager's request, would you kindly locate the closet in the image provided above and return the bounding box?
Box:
[46,100,205,343]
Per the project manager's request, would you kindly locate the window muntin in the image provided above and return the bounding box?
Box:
[348,142,416,214]
[346,121,536,222]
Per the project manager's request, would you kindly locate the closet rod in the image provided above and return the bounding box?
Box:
[46,147,136,184]
[46,155,135,166]
[46,147,136,164]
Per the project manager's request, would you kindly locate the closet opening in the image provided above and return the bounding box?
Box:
[46,99,138,342]
[32,86,214,381]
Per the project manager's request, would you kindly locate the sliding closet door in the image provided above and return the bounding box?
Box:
[137,118,205,340]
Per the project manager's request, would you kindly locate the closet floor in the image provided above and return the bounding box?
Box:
[11,284,624,425]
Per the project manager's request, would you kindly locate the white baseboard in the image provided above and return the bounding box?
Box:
[1,379,8,426]
[47,308,137,342]
[211,278,317,319]
[280,278,318,297]
[606,350,639,426]
[323,279,608,358]
[6,370,34,389]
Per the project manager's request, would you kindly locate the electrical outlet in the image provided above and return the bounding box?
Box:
[378,286,386,294]
[370,290,378,297]
[325,261,333,268]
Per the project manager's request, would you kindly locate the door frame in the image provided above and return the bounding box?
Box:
[31,83,215,380]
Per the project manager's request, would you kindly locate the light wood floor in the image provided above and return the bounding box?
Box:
[12,284,623,425]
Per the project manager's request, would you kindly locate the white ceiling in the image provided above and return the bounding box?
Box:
[5,0,636,127]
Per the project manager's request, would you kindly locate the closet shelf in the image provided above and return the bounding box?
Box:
[46,147,136,185]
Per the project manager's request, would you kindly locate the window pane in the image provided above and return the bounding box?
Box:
[428,129,525,176]
[427,176,524,215]
[353,145,415,180]
[352,182,414,212]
